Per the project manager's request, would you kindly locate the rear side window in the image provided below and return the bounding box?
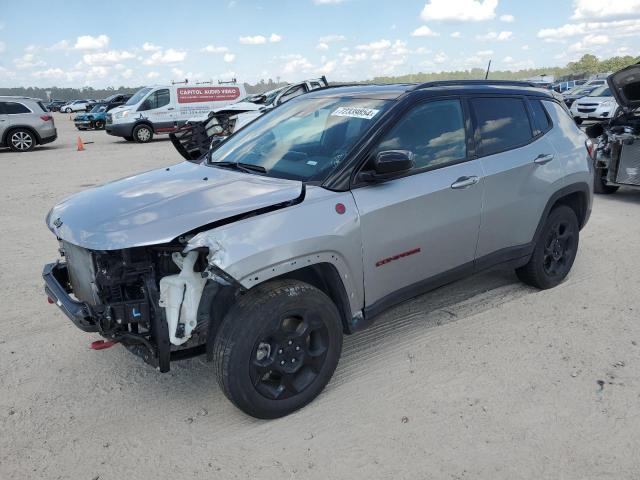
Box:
[529,99,552,135]
[376,99,467,170]
[470,97,533,156]
[3,102,31,114]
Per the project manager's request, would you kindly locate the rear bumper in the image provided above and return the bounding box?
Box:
[43,262,98,332]
[40,131,57,145]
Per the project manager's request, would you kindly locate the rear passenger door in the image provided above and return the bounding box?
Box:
[470,96,564,261]
[352,98,484,307]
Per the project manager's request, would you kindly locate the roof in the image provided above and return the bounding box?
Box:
[304,80,557,101]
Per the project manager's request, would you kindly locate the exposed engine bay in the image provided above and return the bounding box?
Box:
[591,113,640,187]
[47,240,238,372]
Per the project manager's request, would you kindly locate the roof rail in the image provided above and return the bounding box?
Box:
[413,79,539,90]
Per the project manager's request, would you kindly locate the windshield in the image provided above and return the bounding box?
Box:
[90,104,107,113]
[126,87,152,106]
[208,96,392,182]
[589,86,612,97]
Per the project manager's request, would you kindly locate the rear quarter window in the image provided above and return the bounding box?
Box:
[470,97,533,156]
[528,99,552,135]
[3,102,32,114]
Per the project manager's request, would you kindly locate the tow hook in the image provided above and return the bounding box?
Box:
[90,340,119,350]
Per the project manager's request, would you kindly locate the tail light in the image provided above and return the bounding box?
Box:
[40,114,53,122]
[585,138,595,159]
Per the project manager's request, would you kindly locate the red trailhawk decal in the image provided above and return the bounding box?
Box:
[177,87,241,104]
[375,248,421,267]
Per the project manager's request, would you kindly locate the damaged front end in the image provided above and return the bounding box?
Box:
[43,240,242,372]
[588,63,640,189]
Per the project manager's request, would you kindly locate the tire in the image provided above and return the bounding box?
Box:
[516,205,579,290]
[133,124,153,143]
[213,280,343,419]
[94,120,105,130]
[594,168,619,194]
[65,108,72,113]
[7,128,36,152]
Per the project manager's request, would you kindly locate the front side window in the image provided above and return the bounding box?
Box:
[471,97,533,156]
[209,96,392,182]
[375,99,467,170]
[139,89,171,111]
[3,102,31,114]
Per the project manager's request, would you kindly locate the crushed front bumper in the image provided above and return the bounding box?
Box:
[43,262,99,332]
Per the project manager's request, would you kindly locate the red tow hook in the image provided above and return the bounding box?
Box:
[90,340,119,350]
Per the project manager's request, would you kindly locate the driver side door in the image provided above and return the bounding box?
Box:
[351,98,485,310]
[138,88,175,132]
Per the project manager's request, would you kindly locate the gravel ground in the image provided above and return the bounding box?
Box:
[1,114,639,479]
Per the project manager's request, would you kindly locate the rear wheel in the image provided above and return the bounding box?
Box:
[133,124,153,143]
[594,167,619,194]
[94,120,105,130]
[8,129,36,152]
[516,205,579,289]
[213,280,343,419]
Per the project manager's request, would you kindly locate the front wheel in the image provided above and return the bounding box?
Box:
[516,205,579,289]
[64,108,72,113]
[133,124,153,143]
[213,280,343,419]
[94,120,105,130]
[594,168,619,194]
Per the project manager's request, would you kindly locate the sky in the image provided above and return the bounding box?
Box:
[0,0,638,88]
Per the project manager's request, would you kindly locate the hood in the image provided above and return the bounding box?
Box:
[608,63,640,112]
[211,101,264,114]
[108,105,129,116]
[47,161,303,251]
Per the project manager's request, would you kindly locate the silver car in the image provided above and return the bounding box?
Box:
[570,85,619,123]
[43,81,593,418]
[0,96,57,152]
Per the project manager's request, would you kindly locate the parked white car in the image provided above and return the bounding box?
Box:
[61,100,92,113]
[570,85,619,123]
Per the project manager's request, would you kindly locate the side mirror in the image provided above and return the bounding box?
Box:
[359,150,415,183]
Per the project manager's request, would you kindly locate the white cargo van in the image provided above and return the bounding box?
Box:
[106,82,246,143]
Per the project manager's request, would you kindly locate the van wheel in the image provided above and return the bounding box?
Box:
[8,129,36,152]
[213,280,343,419]
[516,205,579,289]
[133,124,153,143]
[594,168,619,194]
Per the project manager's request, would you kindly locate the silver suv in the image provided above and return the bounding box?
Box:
[43,81,593,418]
[0,96,57,152]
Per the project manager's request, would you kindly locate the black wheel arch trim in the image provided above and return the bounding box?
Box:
[2,125,42,146]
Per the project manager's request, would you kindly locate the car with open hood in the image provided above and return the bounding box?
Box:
[43,81,593,418]
[170,76,329,161]
[74,103,109,130]
[588,63,640,194]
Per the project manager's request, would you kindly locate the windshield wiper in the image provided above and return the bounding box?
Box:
[210,161,267,175]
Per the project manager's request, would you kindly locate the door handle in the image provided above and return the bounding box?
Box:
[534,153,554,165]
[167,107,175,111]
[451,176,479,189]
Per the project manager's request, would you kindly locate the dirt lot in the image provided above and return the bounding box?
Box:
[1,114,639,479]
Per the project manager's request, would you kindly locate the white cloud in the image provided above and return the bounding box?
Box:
[356,39,392,51]
[239,35,266,45]
[522,44,530,50]
[451,31,462,38]
[147,71,160,79]
[121,68,134,79]
[317,42,329,51]
[568,33,610,52]
[318,59,337,75]
[142,42,161,52]
[320,34,346,43]
[201,45,229,53]
[0,41,5,53]
[32,68,65,79]
[537,19,640,42]
[502,55,514,62]
[83,50,135,65]
[269,33,282,43]
[143,48,187,65]
[73,34,109,50]
[434,52,448,63]
[572,0,640,19]
[499,14,515,22]
[281,54,314,74]
[476,49,494,56]
[341,52,367,65]
[477,30,512,41]
[49,40,70,51]
[13,53,45,69]
[411,25,439,37]
[224,53,236,62]
[420,0,498,22]
[313,0,344,4]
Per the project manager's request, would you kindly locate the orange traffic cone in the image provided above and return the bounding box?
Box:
[76,137,85,151]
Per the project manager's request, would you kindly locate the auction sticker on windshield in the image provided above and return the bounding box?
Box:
[331,107,380,120]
